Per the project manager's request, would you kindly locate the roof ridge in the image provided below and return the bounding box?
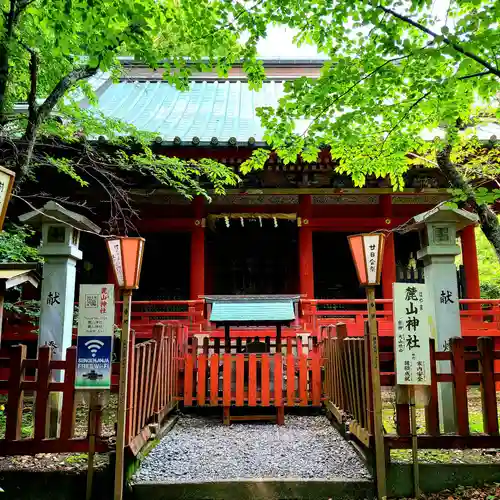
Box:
[117,56,328,68]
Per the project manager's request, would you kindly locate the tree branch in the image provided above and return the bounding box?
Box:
[16,64,99,186]
[36,65,98,123]
[379,89,433,150]
[458,71,492,80]
[303,46,432,135]
[14,0,36,16]
[437,144,500,263]
[378,5,500,78]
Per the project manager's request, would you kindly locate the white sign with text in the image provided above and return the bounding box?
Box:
[76,284,115,389]
[394,282,432,386]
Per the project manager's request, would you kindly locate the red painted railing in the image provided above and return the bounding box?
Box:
[116,299,204,337]
[302,298,500,337]
[323,322,500,450]
[127,323,188,455]
[3,298,500,344]
[0,345,109,455]
[2,299,203,341]
[0,322,188,456]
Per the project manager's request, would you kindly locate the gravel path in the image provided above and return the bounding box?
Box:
[132,415,372,484]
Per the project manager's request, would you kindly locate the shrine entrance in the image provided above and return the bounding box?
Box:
[206,217,298,295]
[313,232,364,300]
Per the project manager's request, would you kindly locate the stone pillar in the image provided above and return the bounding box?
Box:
[299,194,314,298]
[405,205,478,432]
[39,257,78,360]
[421,249,461,431]
[190,196,205,300]
[19,201,100,436]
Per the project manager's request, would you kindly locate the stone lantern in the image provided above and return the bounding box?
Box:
[401,204,478,431]
[19,201,100,434]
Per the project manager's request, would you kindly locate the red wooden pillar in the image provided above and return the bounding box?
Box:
[460,225,480,300]
[299,194,314,298]
[381,233,396,307]
[190,197,205,300]
[380,195,396,312]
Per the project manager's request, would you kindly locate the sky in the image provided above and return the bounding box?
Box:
[256,27,322,58]
[255,1,452,58]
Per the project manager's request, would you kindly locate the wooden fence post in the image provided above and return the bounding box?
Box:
[363,322,374,436]
[425,339,440,436]
[451,337,469,436]
[125,326,136,445]
[310,300,318,334]
[151,324,164,422]
[60,347,78,441]
[336,323,348,412]
[6,344,27,441]
[34,346,51,441]
[396,391,411,437]
[478,337,499,435]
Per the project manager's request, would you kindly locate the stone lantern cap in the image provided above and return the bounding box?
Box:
[19,201,100,233]
[399,205,478,233]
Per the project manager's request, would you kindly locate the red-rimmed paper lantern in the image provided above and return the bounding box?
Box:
[347,233,386,286]
[106,237,145,289]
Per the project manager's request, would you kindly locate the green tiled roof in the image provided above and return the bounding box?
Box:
[210,299,295,322]
[90,80,288,147]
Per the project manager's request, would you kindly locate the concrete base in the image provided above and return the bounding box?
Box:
[0,468,113,500]
[388,463,500,498]
[131,479,375,500]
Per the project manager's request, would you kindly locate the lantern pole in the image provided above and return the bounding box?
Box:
[108,235,144,500]
[348,232,387,500]
[409,385,420,497]
[114,288,132,500]
[366,284,387,500]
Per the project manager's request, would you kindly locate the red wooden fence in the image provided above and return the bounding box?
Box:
[304,298,500,338]
[182,348,323,419]
[187,334,321,356]
[6,298,500,344]
[382,335,500,450]
[127,323,188,455]
[322,322,500,451]
[0,345,109,456]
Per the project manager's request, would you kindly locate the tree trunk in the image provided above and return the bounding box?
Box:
[436,145,500,262]
[0,0,17,124]
[15,64,98,187]
[17,120,39,186]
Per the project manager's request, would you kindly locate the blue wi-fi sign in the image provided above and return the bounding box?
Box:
[76,335,112,389]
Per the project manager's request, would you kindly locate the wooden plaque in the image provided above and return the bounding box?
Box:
[0,165,15,231]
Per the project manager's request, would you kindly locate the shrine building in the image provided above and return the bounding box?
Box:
[4,58,489,341]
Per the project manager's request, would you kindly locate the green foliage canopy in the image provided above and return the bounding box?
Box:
[0,224,41,262]
[0,0,268,229]
[240,0,499,189]
[476,224,500,298]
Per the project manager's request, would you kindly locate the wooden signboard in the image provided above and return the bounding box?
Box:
[0,166,15,231]
[393,282,432,386]
[393,281,433,497]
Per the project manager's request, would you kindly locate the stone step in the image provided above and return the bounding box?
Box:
[130,478,375,500]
